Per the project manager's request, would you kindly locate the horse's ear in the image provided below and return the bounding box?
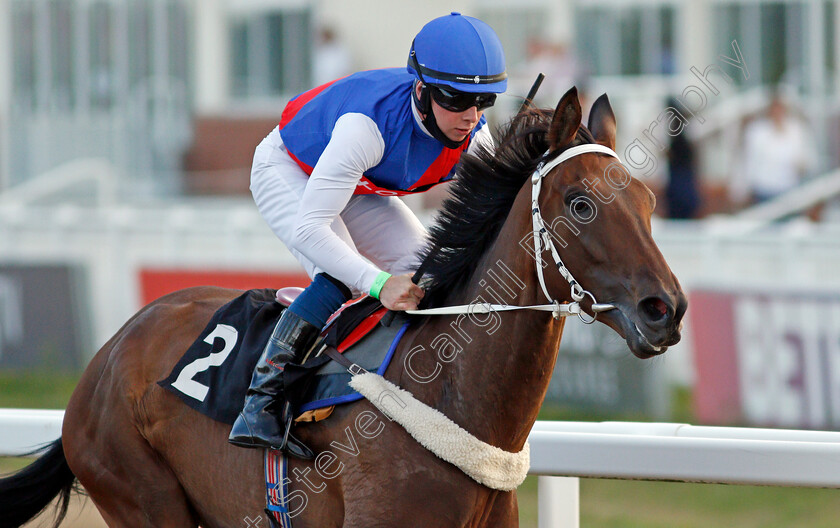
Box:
[548,87,582,150]
[587,93,617,150]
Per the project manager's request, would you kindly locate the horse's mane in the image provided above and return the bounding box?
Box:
[418,108,596,306]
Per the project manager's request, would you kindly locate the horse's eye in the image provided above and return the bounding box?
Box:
[565,192,593,218]
[572,198,592,217]
[563,192,581,206]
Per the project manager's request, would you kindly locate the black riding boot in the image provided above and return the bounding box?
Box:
[228,309,318,459]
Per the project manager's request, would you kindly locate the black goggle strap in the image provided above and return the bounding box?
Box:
[409,45,433,114]
[408,39,507,85]
[409,41,429,85]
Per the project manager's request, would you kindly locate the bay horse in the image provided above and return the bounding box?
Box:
[0,87,685,528]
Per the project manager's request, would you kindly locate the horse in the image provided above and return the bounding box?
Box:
[0,87,686,528]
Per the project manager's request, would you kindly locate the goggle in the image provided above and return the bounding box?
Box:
[429,85,497,112]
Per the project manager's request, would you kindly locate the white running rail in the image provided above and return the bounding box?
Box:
[0,158,118,207]
[730,167,840,227]
[0,408,64,455]
[3,410,840,527]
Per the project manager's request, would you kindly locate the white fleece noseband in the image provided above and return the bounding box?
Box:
[349,372,529,491]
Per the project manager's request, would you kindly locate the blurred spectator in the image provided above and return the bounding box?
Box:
[736,91,815,205]
[313,26,353,86]
[665,98,701,219]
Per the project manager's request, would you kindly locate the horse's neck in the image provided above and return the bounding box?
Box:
[405,199,567,452]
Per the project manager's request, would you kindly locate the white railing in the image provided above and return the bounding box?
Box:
[0,158,119,207]
[531,421,840,527]
[729,167,840,227]
[4,409,840,528]
[0,408,64,455]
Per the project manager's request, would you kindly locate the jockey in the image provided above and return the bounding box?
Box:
[229,12,507,458]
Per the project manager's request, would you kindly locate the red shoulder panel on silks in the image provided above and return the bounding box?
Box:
[337,307,388,353]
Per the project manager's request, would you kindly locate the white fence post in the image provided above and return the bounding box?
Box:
[538,476,579,528]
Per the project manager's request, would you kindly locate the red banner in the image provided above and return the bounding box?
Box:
[139,268,310,306]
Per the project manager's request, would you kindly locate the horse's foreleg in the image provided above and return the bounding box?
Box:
[478,490,519,528]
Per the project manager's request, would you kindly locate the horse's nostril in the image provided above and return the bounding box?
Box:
[640,297,669,322]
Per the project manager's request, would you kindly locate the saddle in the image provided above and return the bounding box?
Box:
[159,288,409,426]
[277,287,388,354]
[278,287,405,423]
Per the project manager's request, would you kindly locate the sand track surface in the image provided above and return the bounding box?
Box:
[22,493,107,528]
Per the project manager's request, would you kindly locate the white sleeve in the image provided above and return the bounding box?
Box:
[467,125,494,156]
[291,113,386,294]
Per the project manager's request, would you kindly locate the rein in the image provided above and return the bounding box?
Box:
[408,143,621,324]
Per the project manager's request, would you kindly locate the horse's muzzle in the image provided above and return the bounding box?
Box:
[601,291,686,359]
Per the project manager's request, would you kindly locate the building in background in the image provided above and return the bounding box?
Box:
[0,0,837,202]
[0,0,193,198]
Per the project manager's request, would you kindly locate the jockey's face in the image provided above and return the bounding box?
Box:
[415,83,484,143]
[433,101,483,142]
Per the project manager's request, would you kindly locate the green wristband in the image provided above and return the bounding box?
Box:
[369,271,391,299]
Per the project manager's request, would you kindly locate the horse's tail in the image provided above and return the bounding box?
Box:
[0,438,77,528]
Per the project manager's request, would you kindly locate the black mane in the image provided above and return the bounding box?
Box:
[418,109,596,306]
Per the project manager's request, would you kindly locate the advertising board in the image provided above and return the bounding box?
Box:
[692,289,840,428]
[0,264,89,370]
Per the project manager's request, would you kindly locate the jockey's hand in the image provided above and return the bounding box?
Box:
[379,273,425,311]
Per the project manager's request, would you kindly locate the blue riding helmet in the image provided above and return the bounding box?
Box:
[407,12,507,95]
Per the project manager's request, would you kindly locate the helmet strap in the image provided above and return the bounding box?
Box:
[412,82,467,149]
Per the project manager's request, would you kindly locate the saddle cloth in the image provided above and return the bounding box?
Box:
[158,288,408,425]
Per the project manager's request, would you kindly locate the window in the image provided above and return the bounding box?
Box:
[619,9,642,75]
[167,2,190,86]
[89,2,115,110]
[6,0,193,189]
[826,0,836,77]
[230,9,312,99]
[712,1,812,87]
[575,4,678,76]
[49,0,75,111]
[10,2,36,111]
[128,1,152,89]
[760,3,792,85]
[10,0,191,113]
[474,8,545,69]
